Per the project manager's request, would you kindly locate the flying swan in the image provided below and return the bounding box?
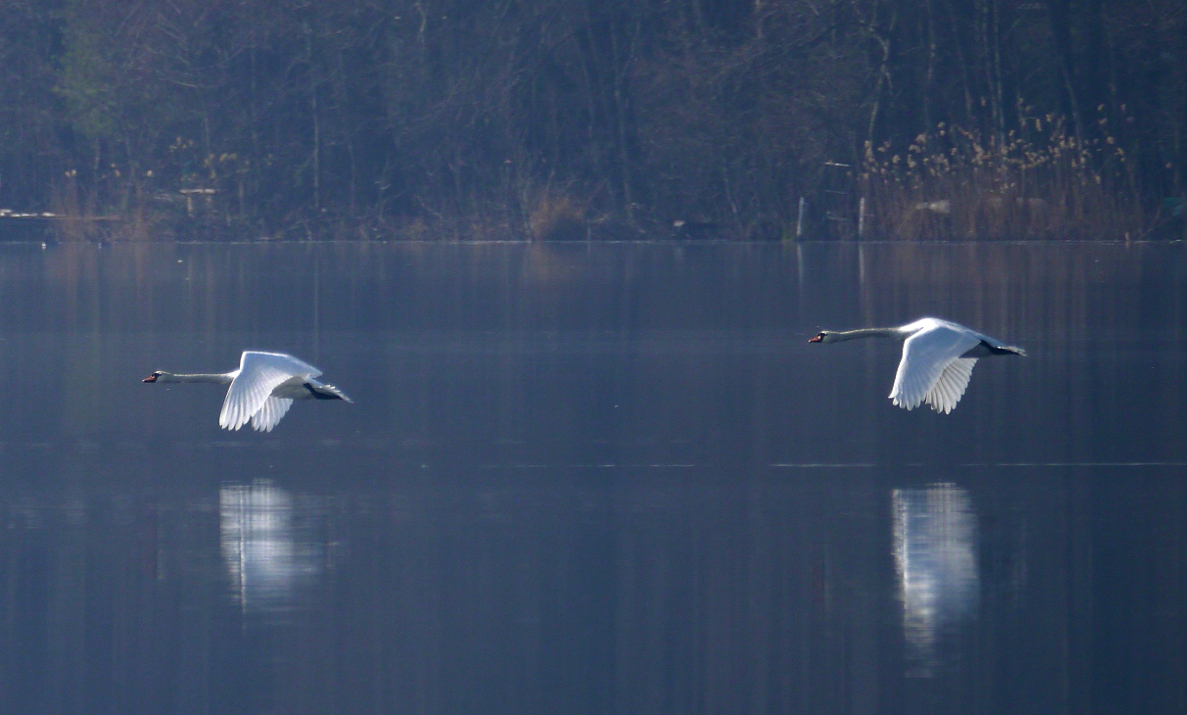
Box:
[143,351,352,431]
[808,317,1025,413]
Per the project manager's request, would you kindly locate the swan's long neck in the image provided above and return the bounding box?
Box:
[156,371,234,385]
[825,327,906,343]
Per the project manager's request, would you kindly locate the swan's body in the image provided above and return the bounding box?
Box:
[143,351,352,431]
[808,317,1024,413]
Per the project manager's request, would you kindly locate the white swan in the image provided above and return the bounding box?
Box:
[808,317,1025,413]
[143,351,352,431]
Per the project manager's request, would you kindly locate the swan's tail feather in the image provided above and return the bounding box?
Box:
[310,382,353,403]
[985,342,1026,357]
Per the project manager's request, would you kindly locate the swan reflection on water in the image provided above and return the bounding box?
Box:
[891,483,980,677]
[219,480,327,612]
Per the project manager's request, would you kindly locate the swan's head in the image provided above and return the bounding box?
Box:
[808,331,831,344]
[143,371,164,383]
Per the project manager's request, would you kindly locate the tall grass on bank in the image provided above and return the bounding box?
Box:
[860,114,1148,240]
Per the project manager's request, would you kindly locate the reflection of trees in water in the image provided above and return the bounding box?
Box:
[892,483,979,677]
[219,480,329,613]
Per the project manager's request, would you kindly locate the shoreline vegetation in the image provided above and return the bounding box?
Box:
[860,114,1175,242]
[0,1,1183,243]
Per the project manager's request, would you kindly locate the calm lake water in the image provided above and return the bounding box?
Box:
[0,240,1184,714]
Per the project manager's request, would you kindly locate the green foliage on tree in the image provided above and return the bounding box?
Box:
[55,8,119,144]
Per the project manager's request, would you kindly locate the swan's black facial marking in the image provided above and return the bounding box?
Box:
[142,372,160,383]
[808,332,825,343]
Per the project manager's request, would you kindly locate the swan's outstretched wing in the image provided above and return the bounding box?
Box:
[890,326,981,413]
[219,352,322,431]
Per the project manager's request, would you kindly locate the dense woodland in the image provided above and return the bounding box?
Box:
[0,0,1183,239]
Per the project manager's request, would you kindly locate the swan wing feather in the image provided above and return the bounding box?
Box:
[250,397,294,432]
[219,352,322,431]
[890,325,981,411]
[924,357,978,414]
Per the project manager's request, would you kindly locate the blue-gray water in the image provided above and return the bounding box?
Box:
[0,241,1184,714]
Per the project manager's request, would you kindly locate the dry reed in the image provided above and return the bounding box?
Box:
[859,113,1147,240]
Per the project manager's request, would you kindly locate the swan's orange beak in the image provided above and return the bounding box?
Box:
[142,374,157,383]
[808,334,823,343]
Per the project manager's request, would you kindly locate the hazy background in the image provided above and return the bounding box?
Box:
[0,1,1183,238]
